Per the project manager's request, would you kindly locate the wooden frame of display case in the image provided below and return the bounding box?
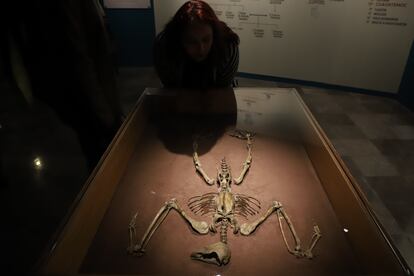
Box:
[39,88,408,275]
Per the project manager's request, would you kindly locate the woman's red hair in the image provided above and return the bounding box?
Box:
[162,0,239,62]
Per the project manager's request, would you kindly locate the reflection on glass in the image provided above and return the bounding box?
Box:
[33,157,43,170]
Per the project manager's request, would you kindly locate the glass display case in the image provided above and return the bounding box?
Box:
[39,87,407,275]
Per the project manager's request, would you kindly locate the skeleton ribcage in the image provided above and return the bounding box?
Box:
[188,192,261,218]
[188,193,217,216]
[234,194,261,218]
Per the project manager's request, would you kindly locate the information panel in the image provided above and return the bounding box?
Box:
[154,0,414,93]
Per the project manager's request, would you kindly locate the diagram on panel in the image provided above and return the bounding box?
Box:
[210,0,285,38]
[209,1,245,31]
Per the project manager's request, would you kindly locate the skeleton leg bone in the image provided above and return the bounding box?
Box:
[233,133,253,185]
[193,141,215,185]
[127,198,209,256]
[240,201,321,259]
[240,201,281,235]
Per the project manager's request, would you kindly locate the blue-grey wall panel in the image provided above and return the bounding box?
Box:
[106,7,156,66]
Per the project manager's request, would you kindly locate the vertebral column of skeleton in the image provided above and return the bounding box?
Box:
[215,158,235,244]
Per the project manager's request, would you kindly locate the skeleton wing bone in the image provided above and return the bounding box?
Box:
[240,201,322,259]
[127,198,209,256]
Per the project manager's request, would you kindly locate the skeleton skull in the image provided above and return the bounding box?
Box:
[190,241,231,266]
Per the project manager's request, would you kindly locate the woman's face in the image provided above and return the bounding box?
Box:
[182,23,213,62]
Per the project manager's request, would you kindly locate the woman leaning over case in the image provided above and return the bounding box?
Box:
[154,0,240,89]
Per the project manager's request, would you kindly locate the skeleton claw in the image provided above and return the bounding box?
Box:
[130,245,145,257]
[229,130,255,140]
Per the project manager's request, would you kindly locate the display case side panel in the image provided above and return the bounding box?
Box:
[294,91,404,274]
[42,104,147,275]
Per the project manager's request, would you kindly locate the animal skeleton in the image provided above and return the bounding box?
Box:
[128,131,321,266]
